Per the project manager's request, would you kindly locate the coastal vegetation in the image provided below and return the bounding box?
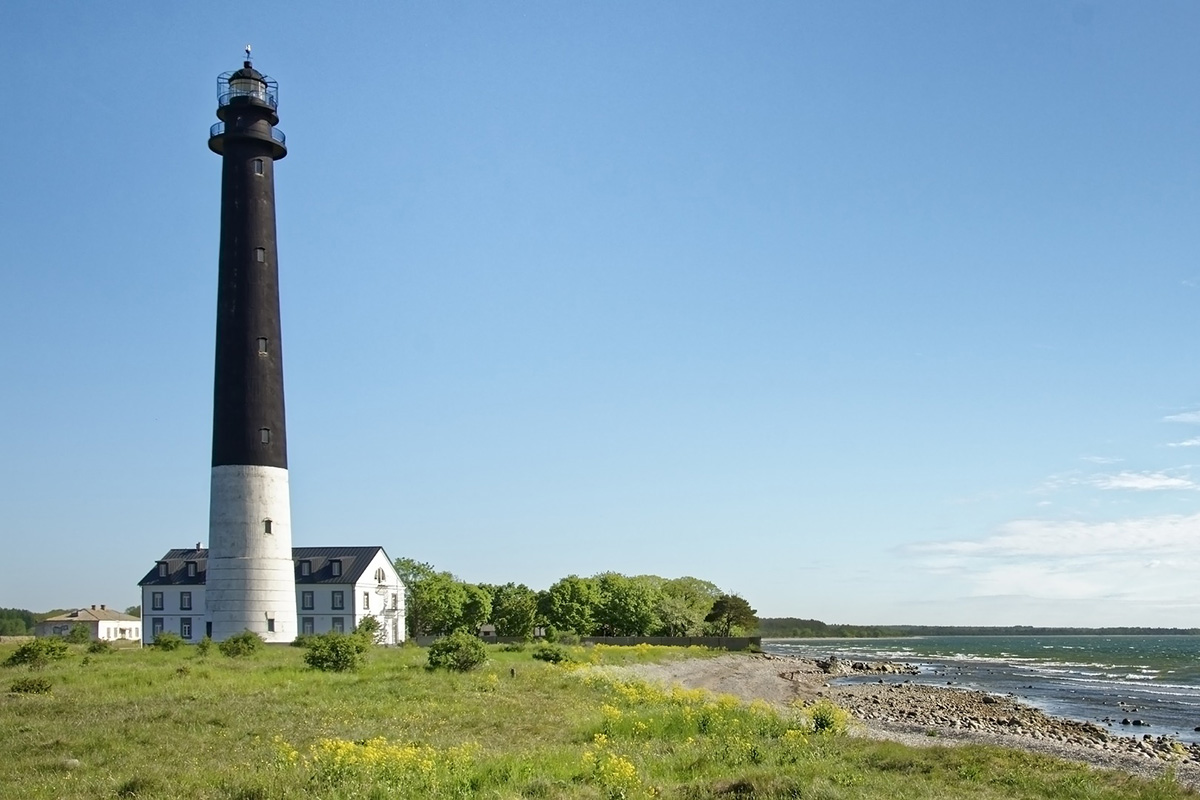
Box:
[395,558,757,639]
[2,640,1195,799]
[756,618,1200,638]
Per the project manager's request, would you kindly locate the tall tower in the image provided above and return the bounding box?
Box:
[204,52,296,642]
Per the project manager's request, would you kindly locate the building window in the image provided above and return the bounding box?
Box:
[331,591,344,610]
[180,618,192,639]
[257,337,268,355]
[302,617,314,635]
[300,560,311,577]
[255,247,265,262]
[331,617,344,633]
[180,592,192,611]
[362,592,370,611]
[253,159,264,175]
[374,567,386,583]
[151,618,164,637]
[391,593,399,610]
[301,591,314,610]
[330,560,342,577]
[260,428,271,444]
[263,518,272,534]
[151,592,164,611]
[266,618,275,633]
[157,562,168,578]
[186,562,197,578]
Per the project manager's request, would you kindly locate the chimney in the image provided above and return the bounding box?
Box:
[196,541,202,550]
[100,604,106,611]
[91,604,96,610]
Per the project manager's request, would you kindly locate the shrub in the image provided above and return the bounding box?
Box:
[195,636,212,657]
[806,699,851,735]
[353,615,381,644]
[531,643,569,664]
[290,633,316,648]
[218,630,264,658]
[10,676,52,694]
[5,638,69,669]
[427,631,488,672]
[65,624,91,644]
[86,639,111,655]
[500,641,527,652]
[153,631,184,651]
[303,632,366,672]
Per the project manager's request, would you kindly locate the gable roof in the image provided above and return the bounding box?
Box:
[138,546,393,587]
[42,607,139,623]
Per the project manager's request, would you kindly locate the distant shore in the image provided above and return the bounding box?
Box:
[620,653,1200,789]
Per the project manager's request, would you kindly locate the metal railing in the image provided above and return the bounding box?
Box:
[208,122,286,146]
[218,89,279,109]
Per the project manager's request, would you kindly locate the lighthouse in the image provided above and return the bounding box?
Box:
[204,51,297,642]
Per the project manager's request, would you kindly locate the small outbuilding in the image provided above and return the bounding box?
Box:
[35,606,141,642]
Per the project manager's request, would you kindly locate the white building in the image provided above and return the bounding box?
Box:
[36,606,141,642]
[137,546,405,646]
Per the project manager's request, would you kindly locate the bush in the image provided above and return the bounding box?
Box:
[291,633,316,648]
[303,632,366,672]
[806,699,851,735]
[427,631,488,672]
[10,676,52,694]
[65,624,91,644]
[531,643,570,664]
[218,630,264,658]
[153,631,184,651]
[86,639,112,655]
[353,615,381,644]
[195,637,212,657]
[4,638,69,669]
[500,641,527,652]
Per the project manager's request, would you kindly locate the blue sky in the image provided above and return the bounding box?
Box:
[2,2,1199,625]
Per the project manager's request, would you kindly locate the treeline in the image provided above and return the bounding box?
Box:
[395,559,757,639]
[0,608,35,636]
[756,618,1200,638]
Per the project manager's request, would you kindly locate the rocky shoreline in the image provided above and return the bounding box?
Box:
[619,653,1200,788]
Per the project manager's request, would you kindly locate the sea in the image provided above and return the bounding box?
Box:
[764,636,1200,743]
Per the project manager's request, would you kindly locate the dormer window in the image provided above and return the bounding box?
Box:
[299,560,311,577]
[330,560,342,577]
[186,562,197,578]
[157,562,168,578]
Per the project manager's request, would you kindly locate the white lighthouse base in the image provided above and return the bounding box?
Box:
[206,464,298,643]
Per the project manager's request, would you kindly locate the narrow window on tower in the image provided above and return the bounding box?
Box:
[263,518,273,534]
[255,247,265,262]
[257,337,268,355]
[267,618,276,633]
[260,428,271,444]
[253,159,264,175]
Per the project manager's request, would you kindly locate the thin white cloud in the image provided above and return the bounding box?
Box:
[1092,471,1196,491]
[1081,455,1122,464]
[1164,410,1200,423]
[910,513,1200,604]
[1168,438,1200,448]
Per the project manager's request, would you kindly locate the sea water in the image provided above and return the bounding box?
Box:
[764,635,1200,743]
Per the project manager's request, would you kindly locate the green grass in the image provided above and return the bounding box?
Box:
[0,641,1194,799]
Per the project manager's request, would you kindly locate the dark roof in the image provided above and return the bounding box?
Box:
[138,546,390,586]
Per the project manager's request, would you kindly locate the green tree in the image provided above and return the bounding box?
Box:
[410,571,469,635]
[460,584,492,633]
[393,557,436,637]
[656,576,723,636]
[704,594,758,637]
[125,605,141,617]
[539,575,599,635]
[594,573,660,636]
[489,582,538,638]
[65,623,91,644]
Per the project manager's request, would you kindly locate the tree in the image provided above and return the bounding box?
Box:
[655,576,723,636]
[125,605,141,617]
[539,575,599,635]
[393,558,436,637]
[409,571,468,635]
[704,594,758,637]
[65,623,91,644]
[489,582,538,638]
[594,573,660,636]
[459,584,492,633]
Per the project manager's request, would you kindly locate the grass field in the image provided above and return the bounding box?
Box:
[0,640,1195,799]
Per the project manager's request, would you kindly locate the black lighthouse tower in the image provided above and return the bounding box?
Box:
[204,52,297,642]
